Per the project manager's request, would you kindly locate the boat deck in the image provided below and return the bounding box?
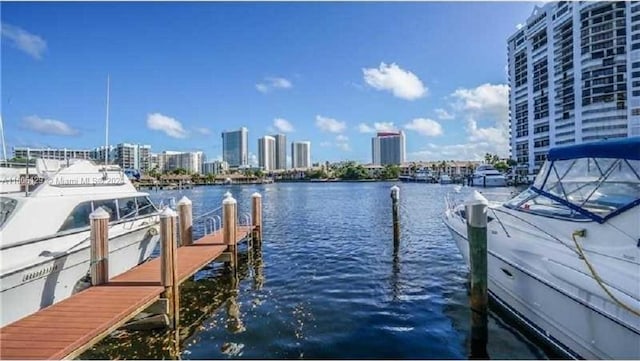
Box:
[0,226,253,360]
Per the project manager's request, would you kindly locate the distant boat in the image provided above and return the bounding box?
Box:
[439,174,452,184]
[470,164,507,187]
[399,169,433,183]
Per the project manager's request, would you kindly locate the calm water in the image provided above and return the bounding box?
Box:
[130,182,550,360]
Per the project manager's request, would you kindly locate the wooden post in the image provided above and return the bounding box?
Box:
[466,191,489,359]
[89,207,110,286]
[160,208,179,330]
[390,185,400,245]
[223,194,238,272]
[251,192,262,242]
[177,196,193,246]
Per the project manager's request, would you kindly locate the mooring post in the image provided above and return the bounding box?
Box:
[89,207,110,286]
[251,192,263,242]
[177,196,193,247]
[223,193,238,272]
[466,191,489,359]
[160,208,180,330]
[390,185,400,245]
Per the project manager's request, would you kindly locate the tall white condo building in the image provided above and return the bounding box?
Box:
[291,141,311,169]
[508,1,640,174]
[258,136,276,171]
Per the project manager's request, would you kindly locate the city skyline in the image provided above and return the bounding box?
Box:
[3,2,542,163]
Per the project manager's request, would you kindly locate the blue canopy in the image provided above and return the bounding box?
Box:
[547,137,640,161]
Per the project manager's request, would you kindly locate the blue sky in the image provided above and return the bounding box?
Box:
[1,1,540,164]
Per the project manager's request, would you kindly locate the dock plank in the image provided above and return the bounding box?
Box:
[0,226,252,360]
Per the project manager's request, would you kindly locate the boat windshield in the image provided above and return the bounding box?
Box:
[507,157,640,222]
[0,197,18,228]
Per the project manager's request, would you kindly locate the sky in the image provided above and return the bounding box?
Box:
[1,1,541,164]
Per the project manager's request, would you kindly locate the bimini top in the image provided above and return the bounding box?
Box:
[548,136,640,161]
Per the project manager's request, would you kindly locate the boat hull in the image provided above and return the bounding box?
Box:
[471,175,507,187]
[0,221,160,327]
[443,211,640,359]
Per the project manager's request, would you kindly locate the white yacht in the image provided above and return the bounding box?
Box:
[443,137,640,359]
[439,174,452,184]
[471,164,507,187]
[0,159,161,327]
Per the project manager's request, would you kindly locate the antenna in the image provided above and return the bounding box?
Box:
[0,115,7,166]
[104,75,110,168]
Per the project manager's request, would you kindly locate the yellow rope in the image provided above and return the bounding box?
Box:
[571,231,640,317]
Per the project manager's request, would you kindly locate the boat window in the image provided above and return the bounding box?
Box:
[117,197,138,219]
[136,196,156,216]
[58,201,93,232]
[92,199,118,222]
[0,197,18,229]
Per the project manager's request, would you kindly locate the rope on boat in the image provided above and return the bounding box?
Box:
[571,231,640,317]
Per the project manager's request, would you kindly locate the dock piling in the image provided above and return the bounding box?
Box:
[177,196,193,246]
[390,185,400,245]
[223,194,238,272]
[89,207,110,286]
[466,191,489,359]
[160,208,180,330]
[251,192,263,242]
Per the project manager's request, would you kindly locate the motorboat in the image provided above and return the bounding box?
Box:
[439,174,452,184]
[470,164,507,187]
[399,169,433,183]
[0,159,161,327]
[443,137,640,359]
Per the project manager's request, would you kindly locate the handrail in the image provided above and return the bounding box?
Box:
[193,206,223,222]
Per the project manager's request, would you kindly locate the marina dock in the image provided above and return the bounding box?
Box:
[0,193,261,360]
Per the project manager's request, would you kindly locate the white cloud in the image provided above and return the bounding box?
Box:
[336,134,348,142]
[336,142,351,151]
[1,23,47,59]
[408,142,501,161]
[273,118,294,133]
[249,152,258,167]
[146,113,188,139]
[449,83,509,156]
[22,115,79,136]
[256,77,292,93]
[315,115,346,133]
[357,123,375,133]
[319,141,332,147]
[357,122,396,133]
[362,62,427,100]
[195,127,211,135]
[434,108,454,120]
[404,118,443,137]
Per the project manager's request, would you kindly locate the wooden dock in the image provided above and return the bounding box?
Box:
[0,226,254,360]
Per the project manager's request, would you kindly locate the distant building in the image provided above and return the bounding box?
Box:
[508,1,638,174]
[371,131,405,165]
[222,127,248,168]
[115,143,151,172]
[13,147,92,161]
[273,134,287,170]
[159,151,204,174]
[202,160,229,175]
[291,141,311,169]
[92,145,116,165]
[258,135,276,171]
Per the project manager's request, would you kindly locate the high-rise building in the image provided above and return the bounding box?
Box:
[291,141,311,169]
[115,143,151,171]
[371,131,406,165]
[92,145,116,165]
[158,151,204,174]
[222,127,248,168]
[12,147,93,161]
[202,160,229,175]
[273,134,287,170]
[508,1,638,174]
[258,135,276,171]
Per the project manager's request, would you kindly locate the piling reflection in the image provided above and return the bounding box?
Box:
[390,242,401,302]
[79,241,263,360]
